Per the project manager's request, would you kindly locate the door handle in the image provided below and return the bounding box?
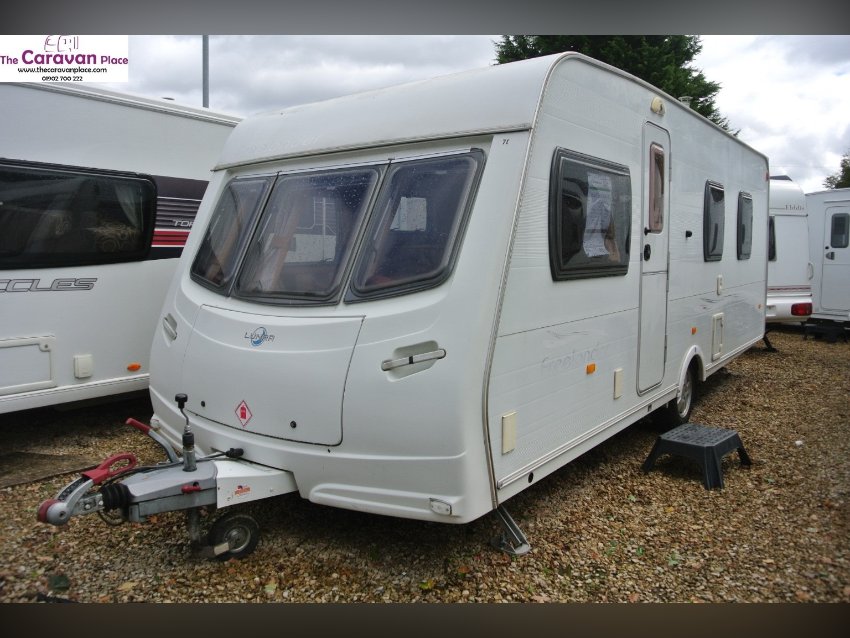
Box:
[826,251,836,260]
[381,349,446,371]
[643,244,651,261]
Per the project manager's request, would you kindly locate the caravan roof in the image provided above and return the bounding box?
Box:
[216,52,750,170]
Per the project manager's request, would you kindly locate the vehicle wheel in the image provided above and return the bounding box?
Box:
[658,365,696,428]
[208,512,260,560]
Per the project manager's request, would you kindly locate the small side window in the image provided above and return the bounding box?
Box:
[0,161,155,269]
[548,148,631,280]
[703,181,725,262]
[737,192,753,260]
[831,213,849,248]
[768,216,776,262]
[648,144,665,233]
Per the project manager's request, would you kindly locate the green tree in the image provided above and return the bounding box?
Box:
[824,150,850,189]
[495,35,732,131]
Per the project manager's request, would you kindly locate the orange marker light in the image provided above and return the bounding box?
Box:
[691,327,698,335]
[586,363,596,374]
[127,363,142,372]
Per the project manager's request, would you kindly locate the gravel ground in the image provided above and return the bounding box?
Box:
[1,325,848,603]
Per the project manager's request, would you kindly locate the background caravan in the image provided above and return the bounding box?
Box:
[805,187,850,328]
[38,53,769,556]
[0,83,240,414]
[763,176,813,347]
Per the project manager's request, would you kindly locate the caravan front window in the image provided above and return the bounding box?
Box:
[191,177,272,290]
[0,161,155,268]
[235,168,379,302]
[548,149,631,280]
[348,152,482,298]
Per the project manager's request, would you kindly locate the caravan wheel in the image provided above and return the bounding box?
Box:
[209,512,260,560]
[659,366,696,427]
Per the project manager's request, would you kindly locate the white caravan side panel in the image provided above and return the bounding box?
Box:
[488,56,768,500]
[806,188,850,323]
[766,177,812,323]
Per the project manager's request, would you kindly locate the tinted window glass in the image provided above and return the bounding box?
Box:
[737,192,753,260]
[349,152,481,297]
[0,162,155,268]
[235,168,379,301]
[190,177,271,290]
[768,216,776,262]
[703,182,725,262]
[648,144,664,233]
[831,213,849,248]
[548,149,631,280]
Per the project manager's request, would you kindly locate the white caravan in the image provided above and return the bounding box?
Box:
[37,53,769,556]
[806,188,850,325]
[765,176,812,328]
[0,83,240,413]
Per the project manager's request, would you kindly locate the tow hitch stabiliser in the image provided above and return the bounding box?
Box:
[36,394,298,559]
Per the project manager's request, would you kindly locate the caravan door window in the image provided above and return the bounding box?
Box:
[831,213,849,248]
[737,192,753,260]
[0,161,155,269]
[235,168,379,302]
[703,181,725,262]
[648,144,665,233]
[348,152,482,298]
[548,148,631,280]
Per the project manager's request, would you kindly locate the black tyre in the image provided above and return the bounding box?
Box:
[658,365,696,428]
[209,512,260,560]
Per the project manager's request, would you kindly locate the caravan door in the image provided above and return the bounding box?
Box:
[637,123,670,393]
[820,205,850,313]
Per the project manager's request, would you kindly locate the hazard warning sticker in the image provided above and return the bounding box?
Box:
[235,400,253,428]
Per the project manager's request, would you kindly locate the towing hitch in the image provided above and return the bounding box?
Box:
[36,394,298,560]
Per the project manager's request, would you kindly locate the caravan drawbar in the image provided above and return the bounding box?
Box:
[38,53,769,557]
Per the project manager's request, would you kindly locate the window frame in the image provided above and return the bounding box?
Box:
[548,148,632,281]
[0,159,157,270]
[647,143,665,234]
[737,191,753,260]
[831,213,849,249]
[189,175,275,294]
[703,181,725,262]
[346,149,485,302]
[768,215,777,262]
[233,166,382,304]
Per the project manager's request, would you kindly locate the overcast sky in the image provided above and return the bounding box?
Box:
[101,35,850,194]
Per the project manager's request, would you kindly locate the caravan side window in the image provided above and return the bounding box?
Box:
[0,161,155,269]
[737,192,753,260]
[831,213,849,248]
[703,181,725,262]
[768,216,777,262]
[548,148,631,280]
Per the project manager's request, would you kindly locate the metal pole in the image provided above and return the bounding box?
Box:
[202,35,209,108]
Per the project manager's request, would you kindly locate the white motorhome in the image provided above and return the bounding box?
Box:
[764,176,813,333]
[0,83,240,413]
[37,53,769,556]
[806,187,850,325]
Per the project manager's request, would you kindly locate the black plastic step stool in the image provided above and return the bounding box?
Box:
[642,423,751,489]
